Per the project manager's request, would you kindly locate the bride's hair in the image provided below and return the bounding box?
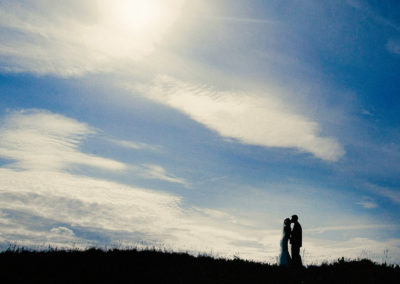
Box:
[284,218,291,226]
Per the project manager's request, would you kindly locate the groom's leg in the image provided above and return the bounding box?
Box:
[291,246,301,267]
[291,245,296,265]
[296,246,302,267]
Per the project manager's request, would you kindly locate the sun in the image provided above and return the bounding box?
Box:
[90,0,183,61]
[114,0,162,32]
[101,0,165,34]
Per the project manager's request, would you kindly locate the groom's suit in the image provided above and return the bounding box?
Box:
[290,222,302,267]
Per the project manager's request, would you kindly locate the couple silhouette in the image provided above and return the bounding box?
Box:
[279,214,302,267]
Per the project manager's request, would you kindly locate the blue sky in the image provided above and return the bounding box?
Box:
[0,0,399,264]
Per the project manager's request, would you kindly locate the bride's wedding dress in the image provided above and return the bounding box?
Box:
[279,224,292,266]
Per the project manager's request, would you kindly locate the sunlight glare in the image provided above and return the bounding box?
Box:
[89,0,184,61]
[100,0,171,36]
[108,0,163,33]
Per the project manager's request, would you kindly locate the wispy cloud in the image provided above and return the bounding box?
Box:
[346,1,400,57]
[367,184,400,205]
[306,223,394,234]
[346,0,400,32]
[202,15,275,25]
[0,109,125,171]
[138,164,188,186]
[108,138,162,152]
[0,168,182,245]
[0,110,188,186]
[0,0,184,76]
[50,226,75,237]
[386,39,400,55]
[356,200,378,209]
[356,197,378,209]
[134,75,344,161]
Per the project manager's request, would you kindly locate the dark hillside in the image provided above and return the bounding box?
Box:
[0,248,399,283]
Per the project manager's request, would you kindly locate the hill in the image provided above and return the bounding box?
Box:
[1,248,399,283]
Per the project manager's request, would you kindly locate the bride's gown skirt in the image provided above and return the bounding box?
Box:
[279,233,291,266]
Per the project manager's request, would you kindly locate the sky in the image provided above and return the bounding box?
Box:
[0,0,399,265]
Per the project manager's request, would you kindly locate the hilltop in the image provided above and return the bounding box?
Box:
[1,248,399,283]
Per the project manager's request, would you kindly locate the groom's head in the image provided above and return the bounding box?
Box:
[291,215,298,223]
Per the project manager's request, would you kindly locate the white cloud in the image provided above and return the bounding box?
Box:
[356,197,378,209]
[109,138,162,152]
[134,75,344,161]
[0,168,181,234]
[138,164,188,186]
[356,200,378,209]
[0,110,188,185]
[0,0,184,76]
[0,109,126,171]
[50,226,75,237]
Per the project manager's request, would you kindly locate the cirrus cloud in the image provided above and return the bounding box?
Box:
[0,109,125,171]
[133,75,345,161]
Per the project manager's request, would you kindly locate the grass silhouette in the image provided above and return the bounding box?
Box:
[1,247,399,283]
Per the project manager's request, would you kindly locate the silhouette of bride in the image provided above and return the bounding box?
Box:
[279,218,292,267]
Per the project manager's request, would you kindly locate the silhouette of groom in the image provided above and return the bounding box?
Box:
[290,214,302,267]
